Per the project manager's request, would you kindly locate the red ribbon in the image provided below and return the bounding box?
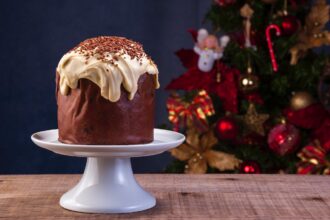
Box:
[297,142,330,175]
[166,90,215,131]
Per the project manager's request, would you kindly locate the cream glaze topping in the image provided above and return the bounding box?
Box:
[56,36,159,102]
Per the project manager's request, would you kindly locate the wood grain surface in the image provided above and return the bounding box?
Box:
[0,174,330,219]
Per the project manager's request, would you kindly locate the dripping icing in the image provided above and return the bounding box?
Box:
[56,37,159,102]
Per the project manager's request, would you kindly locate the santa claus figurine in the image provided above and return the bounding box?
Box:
[194,29,230,72]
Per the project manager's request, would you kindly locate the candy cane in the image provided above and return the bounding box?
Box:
[266,24,281,72]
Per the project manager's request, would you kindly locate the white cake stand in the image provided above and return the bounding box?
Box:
[31,128,184,214]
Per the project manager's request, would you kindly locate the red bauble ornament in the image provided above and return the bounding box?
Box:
[215,117,238,140]
[239,161,261,174]
[267,124,300,156]
[214,0,236,7]
[281,16,300,36]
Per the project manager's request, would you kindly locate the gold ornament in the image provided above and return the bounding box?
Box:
[240,3,254,18]
[290,91,314,111]
[239,64,259,93]
[290,0,330,65]
[242,103,269,136]
[276,116,287,125]
[170,126,241,174]
[274,0,288,18]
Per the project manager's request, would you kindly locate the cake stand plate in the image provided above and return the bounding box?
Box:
[31,129,185,214]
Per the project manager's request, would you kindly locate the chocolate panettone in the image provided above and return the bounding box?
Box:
[56,36,159,144]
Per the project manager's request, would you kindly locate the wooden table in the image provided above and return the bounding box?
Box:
[0,174,330,219]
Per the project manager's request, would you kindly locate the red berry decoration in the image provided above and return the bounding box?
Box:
[215,117,238,140]
[281,16,300,36]
[267,123,300,156]
[240,161,261,174]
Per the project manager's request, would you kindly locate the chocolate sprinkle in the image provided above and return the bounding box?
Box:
[71,36,148,63]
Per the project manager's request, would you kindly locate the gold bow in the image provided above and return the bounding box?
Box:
[170,126,241,174]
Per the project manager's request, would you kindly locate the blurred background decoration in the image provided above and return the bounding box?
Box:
[1,0,330,174]
[165,0,330,174]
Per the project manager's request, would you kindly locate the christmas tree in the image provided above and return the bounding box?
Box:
[165,0,330,174]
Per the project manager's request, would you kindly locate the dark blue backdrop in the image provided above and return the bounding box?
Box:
[0,0,211,173]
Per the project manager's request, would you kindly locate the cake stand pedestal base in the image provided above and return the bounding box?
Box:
[31,129,185,213]
[60,157,155,213]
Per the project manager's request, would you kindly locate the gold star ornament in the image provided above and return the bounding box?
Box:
[243,103,269,136]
